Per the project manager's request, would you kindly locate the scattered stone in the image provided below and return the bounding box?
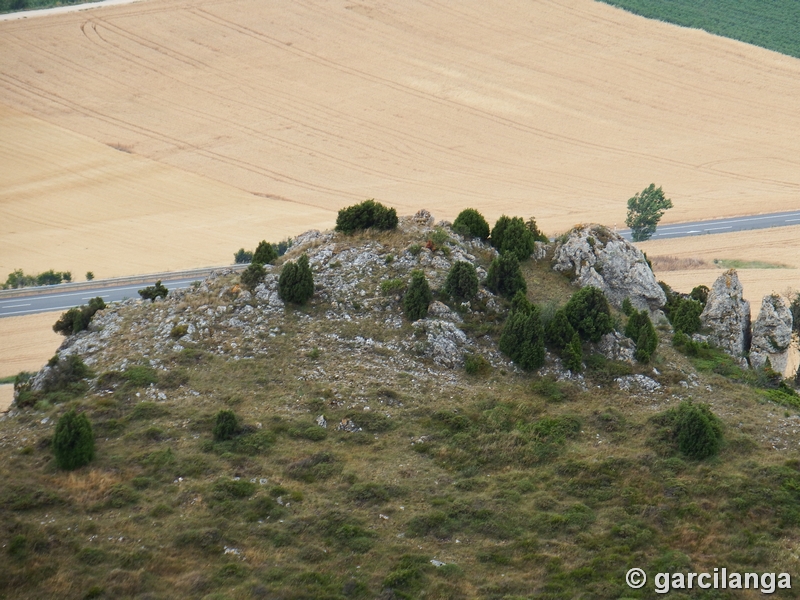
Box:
[412,319,470,368]
[413,209,435,226]
[616,374,662,394]
[427,301,463,323]
[430,560,447,567]
[315,415,327,428]
[337,419,362,433]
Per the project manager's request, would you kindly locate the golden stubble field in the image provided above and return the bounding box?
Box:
[2,0,800,279]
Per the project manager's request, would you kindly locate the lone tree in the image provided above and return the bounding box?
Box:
[625,309,658,363]
[139,280,168,302]
[278,254,314,305]
[252,240,278,265]
[444,261,479,303]
[53,409,95,470]
[626,184,673,242]
[404,270,432,321]
[213,409,240,441]
[452,208,490,241]
[485,253,527,300]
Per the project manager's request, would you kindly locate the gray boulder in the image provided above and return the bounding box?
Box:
[412,319,470,368]
[700,269,751,360]
[596,331,636,363]
[552,224,665,312]
[750,294,793,373]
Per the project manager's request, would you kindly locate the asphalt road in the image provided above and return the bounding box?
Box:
[0,277,202,318]
[618,209,800,241]
[3,209,799,319]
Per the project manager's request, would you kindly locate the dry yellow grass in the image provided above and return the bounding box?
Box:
[0,311,63,378]
[1,0,800,273]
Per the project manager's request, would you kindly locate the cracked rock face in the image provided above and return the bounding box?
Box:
[596,332,636,363]
[750,294,793,373]
[551,224,665,312]
[700,269,751,360]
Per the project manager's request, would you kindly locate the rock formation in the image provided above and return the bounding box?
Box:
[551,224,665,312]
[750,294,793,373]
[700,269,751,361]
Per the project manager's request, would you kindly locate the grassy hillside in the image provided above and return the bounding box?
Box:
[2,221,800,599]
[597,0,800,59]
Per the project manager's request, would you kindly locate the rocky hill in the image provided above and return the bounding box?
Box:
[2,212,800,600]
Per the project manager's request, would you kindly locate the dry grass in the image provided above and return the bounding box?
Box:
[648,255,710,271]
[53,468,123,505]
[1,0,800,276]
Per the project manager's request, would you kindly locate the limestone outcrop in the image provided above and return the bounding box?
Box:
[552,224,665,312]
[750,294,793,373]
[700,270,751,360]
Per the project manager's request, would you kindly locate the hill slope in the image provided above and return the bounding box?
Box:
[2,219,800,599]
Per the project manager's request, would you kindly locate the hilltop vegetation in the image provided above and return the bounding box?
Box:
[598,0,800,59]
[2,213,800,599]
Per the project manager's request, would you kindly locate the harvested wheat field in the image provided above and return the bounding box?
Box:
[2,0,800,279]
[639,225,800,315]
[0,105,333,278]
[0,312,63,378]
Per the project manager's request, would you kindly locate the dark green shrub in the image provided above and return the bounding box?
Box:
[233,248,253,264]
[335,199,398,234]
[123,365,158,388]
[404,270,432,321]
[690,285,710,306]
[252,240,278,265]
[485,253,526,300]
[138,280,168,302]
[491,216,535,261]
[444,261,479,302]
[544,308,575,353]
[625,309,658,363]
[278,254,314,304]
[213,410,239,441]
[240,262,266,292]
[452,208,490,240]
[53,297,106,336]
[563,332,583,372]
[657,401,723,460]
[499,292,545,370]
[53,409,95,470]
[671,299,703,335]
[85,271,94,281]
[791,293,800,336]
[621,297,634,316]
[564,286,613,342]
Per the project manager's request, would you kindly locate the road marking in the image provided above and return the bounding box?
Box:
[0,279,197,303]
[786,218,800,222]
[81,295,110,300]
[3,303,31,308]
[1,305,78,316]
